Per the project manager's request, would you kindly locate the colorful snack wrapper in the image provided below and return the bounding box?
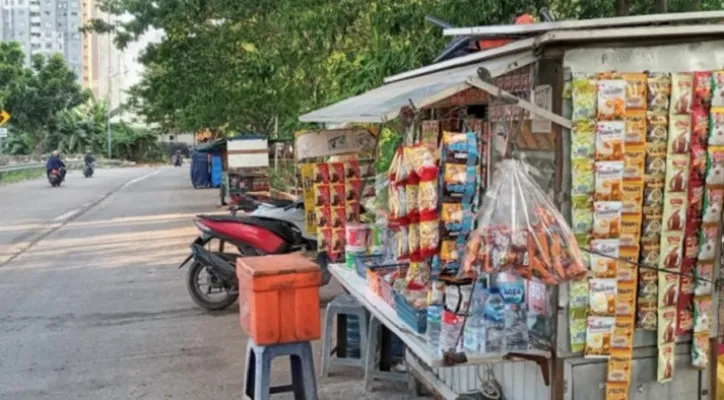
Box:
[660,233,684,273]
[621,180,644,216]
[329,162,345,183]
[637,299,657,330]
[646,142,667,176]
[663,192,687,232]
[693,296,712,334]
[712,71,724,107]
[692,108,709,147]
[314,163,330,183]
[648,73,672,113]
[695,262,714,296]
[623,145,646,180]
[593,201,623,239]
[607,351,633,383]
[625,111,647,144]
[702,187,724,225]
[585,316,615,358]
[572,120,596,158]
[589,278,617,316]
[699,225,719,261]
[666,155,690,193]
[668,114,691,155]
[677,291,694,333]
[590,239,619,278]
[647,112,669,143]
[692,333,710,369]
[572,76,597,121]
[611,316,635,350]
[658,306,677,344]
[690,145,708,184]
[596,121,625,161]
[658,342,675,382]
[670,73,694,115]
[605,382,629,400]
[597,80,627,120]
[643,176,665,206]
[706,146,724,187]
[693,71,712,108]
[710,106,724,146]
[572,159,595,195]
[595,162,624,201]
[615,282,636,317]
[624,73,647,110]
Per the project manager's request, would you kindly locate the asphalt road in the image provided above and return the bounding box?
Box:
[0,166,413,400]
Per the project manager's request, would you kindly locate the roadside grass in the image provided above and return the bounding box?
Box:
[0,167,45,185]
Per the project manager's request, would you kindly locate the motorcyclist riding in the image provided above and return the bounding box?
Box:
[46,150,66,180]
[84,151,95,166]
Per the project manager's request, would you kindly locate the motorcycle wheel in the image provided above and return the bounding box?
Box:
[186,261,238,311]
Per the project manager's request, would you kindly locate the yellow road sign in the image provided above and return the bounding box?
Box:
[0,110,10,127]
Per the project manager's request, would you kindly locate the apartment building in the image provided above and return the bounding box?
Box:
[0,0,83,81]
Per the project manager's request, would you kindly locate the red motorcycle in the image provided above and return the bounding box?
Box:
[48,169,64,187]
[179,202,327,311]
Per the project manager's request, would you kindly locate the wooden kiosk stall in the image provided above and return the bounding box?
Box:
[299,11,724,400]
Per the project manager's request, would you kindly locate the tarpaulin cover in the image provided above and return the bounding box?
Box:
[190,151,211,187]
[210,155,223,188]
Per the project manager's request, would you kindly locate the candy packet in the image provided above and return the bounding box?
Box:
[648,73,672,113]
[671,73,694,115]
[572,75,597,121]
[597,80,627,120]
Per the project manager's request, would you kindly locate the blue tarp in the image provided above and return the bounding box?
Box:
[190,151,211,187]
[210,155,222,188]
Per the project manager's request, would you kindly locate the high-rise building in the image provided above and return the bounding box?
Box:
[0,0,83,81]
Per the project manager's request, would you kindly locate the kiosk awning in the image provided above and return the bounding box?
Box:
[299,51,537,124]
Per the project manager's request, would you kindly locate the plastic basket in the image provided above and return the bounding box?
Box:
[367,264,408,307]
[394,290,428,334]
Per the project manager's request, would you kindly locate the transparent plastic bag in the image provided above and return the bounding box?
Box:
[462,159,587,284]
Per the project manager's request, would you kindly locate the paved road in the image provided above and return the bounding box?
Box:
[0,167,413,400]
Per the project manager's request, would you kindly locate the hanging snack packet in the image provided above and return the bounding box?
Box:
[572,75,597,121]
[671,73,694,115]
[695,262,714,296]
[421,120,441,160]
[647,113,669,143]
[668,115,691,155]
[420,217,440,259]
[700,225,720,261]
[693,296,712,333]
[572,120,596,158]
[344,160,361,180]
[692,108,709,147]
[646,143,667,176]
[625,111,647,144]
[596,121,625,161]
[597,80,627,120]
[710,108,724,146]
[589,278,617,316]
[692,333,710,369]
[590,239,619,279]
[648,73,672,113]
[667,156,690,193]
[441,131,478,164]
[623,145,646,181]
[585,316,615,358]
[595,162,624,201]
[706,146,724,187]
[624,73,647,110]
[593,201,623,239]
[345,179,362,203]
[314,163,331,183]
[572,159,595,196]
[693,71,713,108]
[712,71,724,107]
[691,145,708,184]
[442,163,476,200]
[329,162,345,183]
[658,342,675,382]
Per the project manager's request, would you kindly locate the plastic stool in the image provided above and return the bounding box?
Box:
[243,339,319,400]
[320,294,369,377]
[364,316,409,391]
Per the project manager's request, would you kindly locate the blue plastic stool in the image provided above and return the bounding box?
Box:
[244,339,319,400]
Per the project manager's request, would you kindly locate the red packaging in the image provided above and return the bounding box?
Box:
[527,280,548,314]
[692,109,709,147]
[331,227,345,253]
[314,163,330,183]
[693,71,713,108]
[688,184,705,221]
[345,179,362,202]
[317,227,332,252]
[684,220,702,259]
[680,258,697,295]
[329,163,345,183]
[331,183,346,207]
[690,146,708,186]
[677,291,694,334]
[344,160,360,180]
[345,202,360,223]
[316,206,332,228]
[315,184,331,207]
[332,206,346,229]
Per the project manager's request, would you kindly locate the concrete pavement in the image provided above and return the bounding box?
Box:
[0,166,415,400]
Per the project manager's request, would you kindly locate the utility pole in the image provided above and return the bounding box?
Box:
[106,13,112,159]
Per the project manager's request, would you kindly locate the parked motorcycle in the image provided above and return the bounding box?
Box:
[48,169,64,187]
[83,163,94,178]
[179,200,329,311]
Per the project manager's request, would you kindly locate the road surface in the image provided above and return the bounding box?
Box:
[0,167,413,400]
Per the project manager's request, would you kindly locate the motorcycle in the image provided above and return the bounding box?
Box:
[83,163,94,178]
[179,200,329,311]
[174,155,183,167]
[48,169,64,187]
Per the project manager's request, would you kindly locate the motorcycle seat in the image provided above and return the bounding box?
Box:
[198,214,297,244]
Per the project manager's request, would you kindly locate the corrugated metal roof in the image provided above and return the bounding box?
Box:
[443,10,724,37]
[299,51,536,124]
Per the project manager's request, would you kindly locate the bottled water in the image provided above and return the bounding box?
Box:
[463,313,485,353]
[504,304,529,351]
[426,305,442,351]
[484,288,505,353]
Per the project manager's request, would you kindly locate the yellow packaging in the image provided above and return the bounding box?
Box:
[585,316,615,358]
[624,73,648,110]
[595,162,624,201]
[617,246,639,282]
[300,164,318,234]
[596,121,626,160]
[589,279,617,316]
[589,239,619,278]
[637,299,657,330]
[625,111,647,145]
[611,316,635,350]
[607,350,633,382]
[605,382,629,400]
[572,158,595,196]
[620,213,642,247]
[623,144,646,180]
[615,283,637,317]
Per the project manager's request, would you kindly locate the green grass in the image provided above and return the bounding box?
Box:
[0,167,45,185]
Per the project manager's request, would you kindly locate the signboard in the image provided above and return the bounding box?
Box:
[531,85,552,134]
[0,128,6,138]
[295,127,375,161]
[0,110,10,127]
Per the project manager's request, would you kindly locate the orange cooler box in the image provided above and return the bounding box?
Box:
[236,253,321,345]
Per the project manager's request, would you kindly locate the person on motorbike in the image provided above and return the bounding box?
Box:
[174,149,183,166]
[46,150,66,180]
[84,151,95,167]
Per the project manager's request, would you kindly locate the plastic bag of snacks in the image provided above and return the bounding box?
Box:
[462,159,587,284]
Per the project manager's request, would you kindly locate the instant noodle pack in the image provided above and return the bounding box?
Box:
[567,70,723,397]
